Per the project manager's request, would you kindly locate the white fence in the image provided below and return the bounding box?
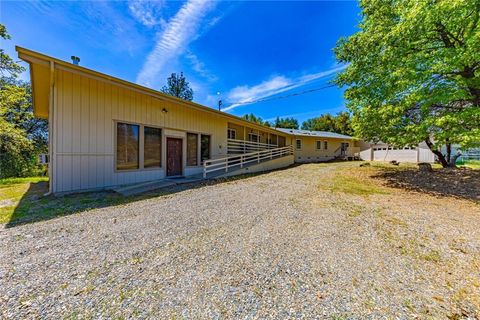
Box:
[203,145,293,178]
[227,138,279,154]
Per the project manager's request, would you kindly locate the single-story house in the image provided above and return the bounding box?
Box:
[17,47,435,195]
[275,128,360,162]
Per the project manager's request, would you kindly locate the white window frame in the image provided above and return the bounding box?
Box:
[248,133,259,143]
[296,139,302,150]
[227,128,236,140]
[316,140,322,150]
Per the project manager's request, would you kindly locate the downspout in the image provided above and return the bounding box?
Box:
[44,61,55,196]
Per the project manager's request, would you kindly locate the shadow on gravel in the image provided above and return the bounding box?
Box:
[5,164,299,228]
[372,167,480,202]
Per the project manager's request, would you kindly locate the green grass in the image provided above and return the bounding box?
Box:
[457,159,480,170]
[0,176,48,186]
[331,174,390,196]
[0,176,170,226]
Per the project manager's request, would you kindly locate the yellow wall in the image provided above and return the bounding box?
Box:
[52,69,230,193]
[51,68,291,193]
[292,136,353,162]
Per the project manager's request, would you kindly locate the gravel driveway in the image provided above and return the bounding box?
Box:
[1,163,479,319]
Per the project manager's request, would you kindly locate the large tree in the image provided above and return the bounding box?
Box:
[301,112,353,135]
[0,24,47,178]
[273,117,299,129]
[334,0,480,167]
[161,72,194,101]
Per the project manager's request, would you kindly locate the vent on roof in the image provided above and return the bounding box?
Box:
[71,56,80,65]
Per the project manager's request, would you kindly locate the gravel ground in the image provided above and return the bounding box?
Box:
[1,162,479,319]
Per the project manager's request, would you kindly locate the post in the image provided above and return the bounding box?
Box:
[203,163,207,178]
[225,158,228,172]
[243,126,246,153]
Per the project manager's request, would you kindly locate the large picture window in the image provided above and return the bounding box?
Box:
[144,127,161,168]
[116,123,139,170]
[201,135,211,162]
[187,133,198,166]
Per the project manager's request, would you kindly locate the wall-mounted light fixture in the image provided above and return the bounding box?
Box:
[162,108,168,113]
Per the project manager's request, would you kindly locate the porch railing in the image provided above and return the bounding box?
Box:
[227,138,278,154]
[203,145,293,178]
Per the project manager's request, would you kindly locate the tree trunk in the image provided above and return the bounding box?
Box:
[424,138,449,168]
[446,139,451,164]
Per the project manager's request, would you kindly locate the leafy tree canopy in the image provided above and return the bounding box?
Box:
[334,0,480,167]
[0,24,47,178]
[242,113,271,127]
[273,117,299,129]
[0,25,25,80]
[301,111,353,136]
[161,72,194,101]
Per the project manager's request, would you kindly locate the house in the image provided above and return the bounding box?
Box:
[17,47,435,195]
[275,128,360,162]
[17,47,296,195]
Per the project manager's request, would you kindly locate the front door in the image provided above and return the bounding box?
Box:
[166,138,183,176]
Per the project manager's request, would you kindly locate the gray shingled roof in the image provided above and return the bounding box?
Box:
[275,128,353,139]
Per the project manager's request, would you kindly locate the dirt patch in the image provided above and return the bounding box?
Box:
[372,167,480,201]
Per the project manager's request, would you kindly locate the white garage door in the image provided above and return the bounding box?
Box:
[373,149,418,162]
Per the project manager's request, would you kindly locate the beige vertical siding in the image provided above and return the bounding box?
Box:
[293,136,352,162]
[53,69,229,193]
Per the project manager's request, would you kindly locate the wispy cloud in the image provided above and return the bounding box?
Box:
[185,51,217,81]
[222,64,347,112]
[136,0,216,86]
[128,0,166,28]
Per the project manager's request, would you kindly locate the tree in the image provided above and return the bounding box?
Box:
[334,0,480,167]
[1,81,48,150]
[301,112,353,135]
[0,24,47,178]
[161,72,194,101]
[242,113,270,127]
[0,25,24,80]
[273,117,299,129]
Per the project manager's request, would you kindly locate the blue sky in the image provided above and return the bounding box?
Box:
[2,0,360,125]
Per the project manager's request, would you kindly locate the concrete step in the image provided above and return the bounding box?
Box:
[112,180,177,196]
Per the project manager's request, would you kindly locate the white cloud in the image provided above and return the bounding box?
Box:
[128,0,166,27]
[136,0,216,87]
[185,51,217,81]
[222,64,347,112]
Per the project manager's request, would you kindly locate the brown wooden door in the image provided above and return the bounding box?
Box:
[166,138,183,176]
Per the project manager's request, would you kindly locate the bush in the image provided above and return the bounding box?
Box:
[0,119,43,178]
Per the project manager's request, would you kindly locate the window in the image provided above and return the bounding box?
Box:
[227,128,236,140]
[323,141,328,150]
[296,139,302,150]
[144,127,161,168]
[116,123,139,170]
[187,133,198,166]
[201,135,211,162]
[248,133,259,143]
[316,140,322,150]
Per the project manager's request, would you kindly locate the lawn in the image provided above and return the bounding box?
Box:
[0,177,171,226]
[457,159,480,170]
